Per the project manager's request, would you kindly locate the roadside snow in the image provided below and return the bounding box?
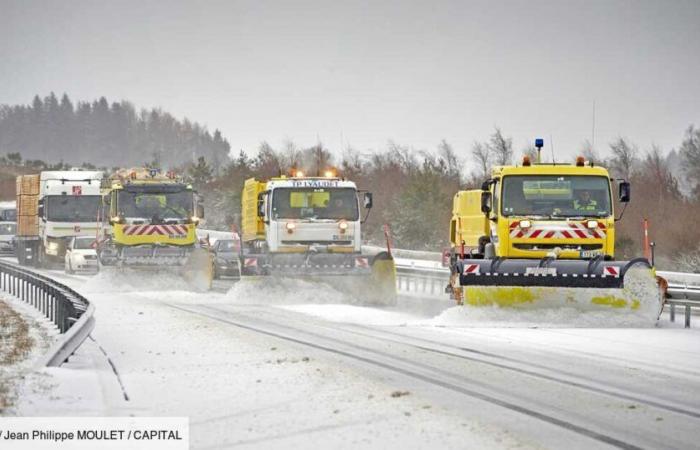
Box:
[0,296,56,413]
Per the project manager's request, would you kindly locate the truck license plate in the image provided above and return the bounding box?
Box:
[525,267,557,276]
[579,250,603,259]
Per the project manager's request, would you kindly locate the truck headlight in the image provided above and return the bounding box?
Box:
[519,220,531,229]
[286,222,296,233]
[587,220,599,229]
[338,221,348,233]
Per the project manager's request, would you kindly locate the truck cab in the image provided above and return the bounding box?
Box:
[449,158,631,263]
[241,174,374,274]
[259,177,366,253]
[38,171,103,261]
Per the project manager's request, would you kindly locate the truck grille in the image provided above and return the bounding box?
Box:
[513,244,603,251]
[281,240,352,246]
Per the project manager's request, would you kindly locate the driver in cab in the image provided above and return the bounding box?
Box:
[573,190,597,212]
[326,197,352,219]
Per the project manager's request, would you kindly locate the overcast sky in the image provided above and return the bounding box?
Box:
[2,0,699,163]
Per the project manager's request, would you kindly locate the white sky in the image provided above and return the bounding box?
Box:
[2,0,699,162]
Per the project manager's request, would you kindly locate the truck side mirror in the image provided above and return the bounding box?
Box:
[257,193,266,218]
[363,192,373,209]
[619,181,631,203]
[481,191,492,214]
[196,204,205,219]
[38,201,44,218]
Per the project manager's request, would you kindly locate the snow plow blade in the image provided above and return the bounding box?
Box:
[241,251,397,306]
[453,257,664,314]
[99,245,213,292]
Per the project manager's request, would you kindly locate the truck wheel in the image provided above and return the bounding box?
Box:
[16,241,25,265]
[37,245,46,269]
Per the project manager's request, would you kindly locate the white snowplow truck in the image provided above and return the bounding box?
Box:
[240,172,397,305]
[16,170,103,267]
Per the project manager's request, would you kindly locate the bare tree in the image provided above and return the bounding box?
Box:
[609,137,638,179]
[437,139,462,180]
[471,141,491,181]
[488,127,513,166]
[281,139,301,170]
[641,144,680,204]
[679,125,700,198]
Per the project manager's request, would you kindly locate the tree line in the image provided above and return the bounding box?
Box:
[0,93,230,168]
[193,127,700,272]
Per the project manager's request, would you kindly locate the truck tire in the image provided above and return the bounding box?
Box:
[16,241,26,265]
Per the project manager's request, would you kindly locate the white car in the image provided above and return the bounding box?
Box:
[65,236,99,274]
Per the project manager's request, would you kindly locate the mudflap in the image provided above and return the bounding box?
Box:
[182,247,214,292]
[367,251,398,306]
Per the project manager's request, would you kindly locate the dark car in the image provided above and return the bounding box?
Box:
[212,239,241,279]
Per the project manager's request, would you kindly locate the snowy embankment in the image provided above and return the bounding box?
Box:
[4,264,700,449]
[0,296,56,413]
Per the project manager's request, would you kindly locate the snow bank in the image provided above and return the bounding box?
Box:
[226,277,360,305]
[80,269,194,293]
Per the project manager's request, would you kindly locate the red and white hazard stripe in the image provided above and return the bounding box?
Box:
[244,258,258,267]
[602,266,620,278]
[122,225,189,236]
[509,221,607,240]
[354,257,369,268]
[463,263,480,275]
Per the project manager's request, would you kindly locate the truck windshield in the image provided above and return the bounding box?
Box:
[117,190,193,222]
[45,195,101,222]
[0,223,16,235]
[271,188,359,220]
[0,209,16,221]
[501,175,612,218]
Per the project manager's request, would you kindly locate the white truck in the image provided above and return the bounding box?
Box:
[16,170,103,267]
[240,173,397,304]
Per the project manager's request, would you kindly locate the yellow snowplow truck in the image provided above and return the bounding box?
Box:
[97,168,212,291]
[446,146,665,314]
[240,171,396,305]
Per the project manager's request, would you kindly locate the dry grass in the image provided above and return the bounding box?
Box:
[0,299,35,411]
[0,300,34,364]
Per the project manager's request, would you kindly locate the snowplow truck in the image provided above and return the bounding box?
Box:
[240,173,396,305]
[446,153,665,314]
[97,168,212,290]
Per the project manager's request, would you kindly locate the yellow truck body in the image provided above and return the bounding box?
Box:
[241,178,266,243]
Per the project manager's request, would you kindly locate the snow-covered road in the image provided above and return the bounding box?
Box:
[8,267,700,449]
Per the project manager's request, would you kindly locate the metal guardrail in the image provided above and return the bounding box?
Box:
[394,260,700,328]
[0,260,95,366]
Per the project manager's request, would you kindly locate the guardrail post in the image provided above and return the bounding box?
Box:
[670,303,675,322]
[685,305,691,328]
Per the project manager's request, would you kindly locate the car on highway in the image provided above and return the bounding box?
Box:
[0,222,16,255]
[65,236,99,274]
[212,238,241,279]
